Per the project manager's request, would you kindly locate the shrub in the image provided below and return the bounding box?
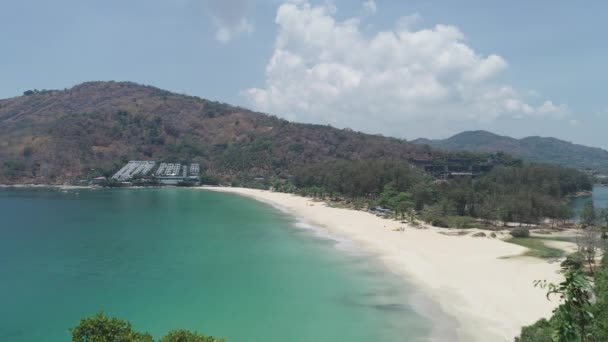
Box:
[200,174,219,186]
[561,252,585,272]
[429,217,449,228]
[22,146,33,157]
[446,216,476,229]
[514,318,553,342]
[425,215,477,229]
[71,313,153,342]
[159,330,225,342]
[510,227,530,238]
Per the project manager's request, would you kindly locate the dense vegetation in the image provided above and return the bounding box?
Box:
[413,130,608,173]
[71,313,224,342]
[286,161,591,226]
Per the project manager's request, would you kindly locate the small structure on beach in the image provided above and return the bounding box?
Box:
[370,207,393,217]
[91,176,106,185]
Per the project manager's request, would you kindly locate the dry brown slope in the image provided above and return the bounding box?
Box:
[0,81,439,184]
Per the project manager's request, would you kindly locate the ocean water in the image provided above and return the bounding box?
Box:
[0,188,433,342]
[570,186,608,218]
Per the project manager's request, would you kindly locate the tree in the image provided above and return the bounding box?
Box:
[535,271,594,342]
[576,228,601,275]
[580,200,597,228]
[71,313,153,342]
[394,191,414,219]
[377,184,398,209]
[159,330,225,342]
[601,227,608,251]
[577,202,604,275]
[72,314,225,342]
[600,208,608,227]
[411,182,433,211]
[200,174,219,186]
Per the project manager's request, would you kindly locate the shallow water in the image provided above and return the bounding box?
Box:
[0,188,433,341]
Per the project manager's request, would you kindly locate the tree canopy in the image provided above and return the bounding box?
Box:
[291,161,591,227]
[71,313,224,342]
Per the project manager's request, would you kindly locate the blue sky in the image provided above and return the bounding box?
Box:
[1,1,606,148]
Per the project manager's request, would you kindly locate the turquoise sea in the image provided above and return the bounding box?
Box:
[0,188,434,342]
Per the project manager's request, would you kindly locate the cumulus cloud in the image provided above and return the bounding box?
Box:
[537,100,568,117]
[205,0,254,43]
[244,1,569,137]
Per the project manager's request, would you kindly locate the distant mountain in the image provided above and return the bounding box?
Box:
[412,130,608,172]
[0,81,443,184]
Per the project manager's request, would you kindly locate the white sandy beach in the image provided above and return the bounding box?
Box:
[200,187,568,342]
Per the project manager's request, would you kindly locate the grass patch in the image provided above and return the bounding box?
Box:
[531,235,578,244]
[506,237,566,259]
[423,215,481,229]
[325,201,352,209]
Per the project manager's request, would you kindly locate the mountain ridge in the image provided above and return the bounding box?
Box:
[412,130,608,172]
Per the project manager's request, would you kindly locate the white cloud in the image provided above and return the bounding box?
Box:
[537,100,568,117]
[244,1,569,137]
[214,18,254,43]
[362,0,377,14]
[205,0,254,43]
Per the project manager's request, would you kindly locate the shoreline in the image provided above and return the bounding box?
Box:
[291,215,460,341]
[199,186,565,342]
[0,183,98,190]
[569,190,593,198]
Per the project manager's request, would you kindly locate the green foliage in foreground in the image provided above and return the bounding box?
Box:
[71,313,224,342]
[561,252,585,272]
[159,330,224,342]
[71,314,153,342]
[517,254,608,341]
[518,319,553,342]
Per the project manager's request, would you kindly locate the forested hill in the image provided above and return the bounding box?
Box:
[413,130,608,172]
[0,81,444,184]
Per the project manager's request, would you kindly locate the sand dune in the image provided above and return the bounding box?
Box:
[201,187,564,342]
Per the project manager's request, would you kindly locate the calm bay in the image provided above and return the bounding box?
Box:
[0,188,432,341]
